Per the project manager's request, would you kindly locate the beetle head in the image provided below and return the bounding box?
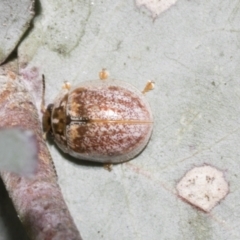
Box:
[42,104,53,136]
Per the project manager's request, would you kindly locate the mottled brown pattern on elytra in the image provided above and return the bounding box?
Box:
[66,123,88,152]
[67,122,150,156]
[70,101,84,117]
[68,85,151,121]
[108,86,145,111]
[68,88,88,118]
[48,79,153,163]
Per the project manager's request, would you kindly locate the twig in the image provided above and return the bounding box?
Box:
[0,61,82,240]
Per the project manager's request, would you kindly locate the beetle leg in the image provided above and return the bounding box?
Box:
[62,81,71,90]
[103,163,113,171]
[142,80,155,94]
[99,68,109,80]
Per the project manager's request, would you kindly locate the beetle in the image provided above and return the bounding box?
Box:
[42,70,154,163]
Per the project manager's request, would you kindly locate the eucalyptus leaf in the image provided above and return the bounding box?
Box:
[17,0,240,239]
[0,0,35,64]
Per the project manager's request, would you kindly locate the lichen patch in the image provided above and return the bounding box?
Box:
[136,0,178,18]
[176,165,229,212]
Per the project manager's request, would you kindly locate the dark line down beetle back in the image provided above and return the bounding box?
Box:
[42,70,154,163]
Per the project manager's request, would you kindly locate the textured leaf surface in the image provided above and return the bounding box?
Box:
[0,0,34,64]
[1,0,240,239]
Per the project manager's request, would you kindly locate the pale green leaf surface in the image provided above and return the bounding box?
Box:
[0,0,35,64]
[1,0,240,239]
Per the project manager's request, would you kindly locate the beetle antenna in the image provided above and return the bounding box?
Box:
[41,74,46,113]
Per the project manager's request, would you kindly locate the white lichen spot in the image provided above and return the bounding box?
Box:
[136,0,178,18]
[176,165,229,212]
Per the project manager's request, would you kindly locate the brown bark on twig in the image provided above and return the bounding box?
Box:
[0,62,82,240]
